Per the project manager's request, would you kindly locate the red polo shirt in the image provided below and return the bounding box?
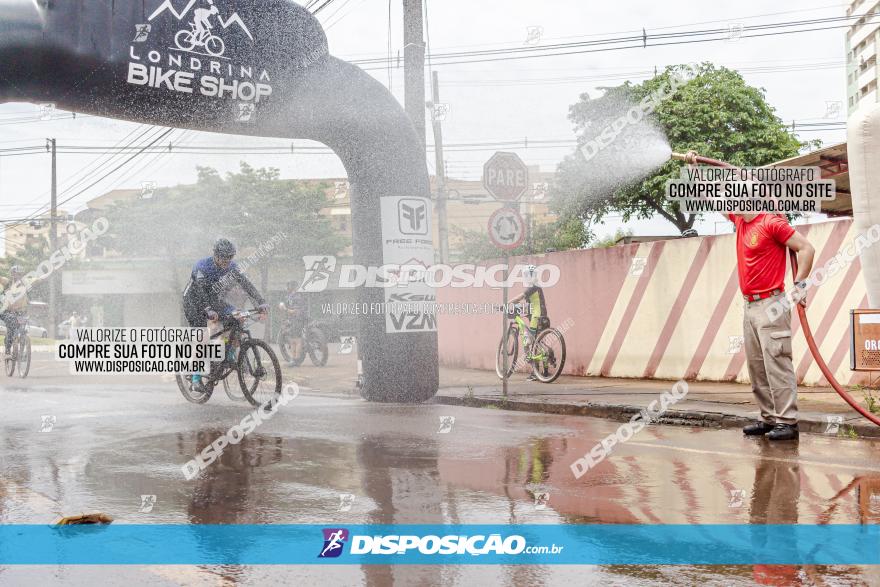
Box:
[728,214,796,296]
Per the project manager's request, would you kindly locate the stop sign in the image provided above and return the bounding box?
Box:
[483,151,529,202]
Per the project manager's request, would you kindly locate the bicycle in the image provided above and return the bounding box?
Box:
[174,23,225,57]
[277,320,328,367]
[495,310,566,383]
[176,309,282,407]
[4,313,31,378]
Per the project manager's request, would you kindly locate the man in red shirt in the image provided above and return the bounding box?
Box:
[730,212,815,440]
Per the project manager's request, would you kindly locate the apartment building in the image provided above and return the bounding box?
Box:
[847,0,880,113]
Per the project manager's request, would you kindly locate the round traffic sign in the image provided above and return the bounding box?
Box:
[488,207,526,250]
[483,151,529,202]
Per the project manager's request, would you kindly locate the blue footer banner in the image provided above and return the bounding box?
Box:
[0,524,877,565]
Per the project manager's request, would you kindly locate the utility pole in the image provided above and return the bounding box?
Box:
[47,138,58,339]
[402,0,426,150]
[429,71,449,263]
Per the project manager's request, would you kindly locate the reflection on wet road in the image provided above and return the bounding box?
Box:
[1,383,879,585]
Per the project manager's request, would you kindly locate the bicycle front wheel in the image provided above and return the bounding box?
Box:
[307,328,328,367]
[495,325,519,379]
[531,328,566,383]
[237,339,282,408]
[276,329,294,363]
[176,373,212,404]
[17,336,30,378]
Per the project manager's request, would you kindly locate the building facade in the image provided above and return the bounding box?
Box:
[847,0,880,113]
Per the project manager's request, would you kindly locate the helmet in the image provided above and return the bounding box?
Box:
[524,264,538,285]
[213,238,236,258]
[9,265,22,275]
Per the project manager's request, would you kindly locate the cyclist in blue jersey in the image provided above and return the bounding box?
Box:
[182,238,268,391]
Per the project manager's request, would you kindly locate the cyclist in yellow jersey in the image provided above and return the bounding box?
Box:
[509,265,548,379]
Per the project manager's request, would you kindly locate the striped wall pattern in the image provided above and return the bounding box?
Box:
[437,218,872,386]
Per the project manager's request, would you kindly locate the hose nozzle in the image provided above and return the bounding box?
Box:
[671,150,699,164]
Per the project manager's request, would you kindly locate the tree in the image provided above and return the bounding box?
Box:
[101,163,349,293]
[0,238,51,302]
[553,63,809,234]
[453,215,590,263]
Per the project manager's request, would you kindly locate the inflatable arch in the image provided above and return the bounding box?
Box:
[0,0,439,402]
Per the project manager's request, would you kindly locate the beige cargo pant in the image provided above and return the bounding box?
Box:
[743,295,798,425]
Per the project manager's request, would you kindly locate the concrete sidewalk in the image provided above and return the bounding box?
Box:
[434,368,880,438]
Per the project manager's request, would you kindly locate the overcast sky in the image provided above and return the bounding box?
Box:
[0,0,851,249]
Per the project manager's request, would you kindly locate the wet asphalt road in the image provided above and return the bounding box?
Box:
[2,355,880,585]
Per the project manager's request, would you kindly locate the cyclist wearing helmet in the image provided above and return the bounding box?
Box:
[279,280,307,366]
[192,0,219,42]
[183,239,268,327]
[0,266,28,358]
[509,265,549,376]
[182,239,268,391]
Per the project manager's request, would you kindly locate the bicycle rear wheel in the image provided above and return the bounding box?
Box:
[237,339,282,408]
[531,328,566,383]
[17,336,30,378]
[495,325,519,379]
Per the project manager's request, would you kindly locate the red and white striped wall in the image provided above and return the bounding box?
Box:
[437,218,872,386]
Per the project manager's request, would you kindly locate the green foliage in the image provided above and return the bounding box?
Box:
[839,425,859,439]
[864,388,880,415]
[453,215,591,263]
[101,163,349,288]
[591,229,633,249]
[553,63,811,233]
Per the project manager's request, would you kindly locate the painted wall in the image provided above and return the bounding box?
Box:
[437,218,871,386]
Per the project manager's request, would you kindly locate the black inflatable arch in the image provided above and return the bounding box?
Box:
[0,0,438,402]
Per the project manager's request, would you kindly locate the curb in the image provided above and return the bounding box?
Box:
[434,394,880,439]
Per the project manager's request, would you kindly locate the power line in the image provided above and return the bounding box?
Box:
[336,3,845,60]
[310,0,338,15]
[347,14,876,69]
[0,125,848,157]
[8,128,176,228]
[439,60,846,87]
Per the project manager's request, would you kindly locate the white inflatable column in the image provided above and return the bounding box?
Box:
[848,102,880,308]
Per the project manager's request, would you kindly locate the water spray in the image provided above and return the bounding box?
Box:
[670,151,880,427]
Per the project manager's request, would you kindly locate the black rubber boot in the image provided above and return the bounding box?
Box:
[767,423,799,441]
[743,421,775,436]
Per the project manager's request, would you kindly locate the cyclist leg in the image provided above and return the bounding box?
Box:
[183,302,207,390]
[1,311,17,355]
[289,317,305,364]
[527,316,540,345]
